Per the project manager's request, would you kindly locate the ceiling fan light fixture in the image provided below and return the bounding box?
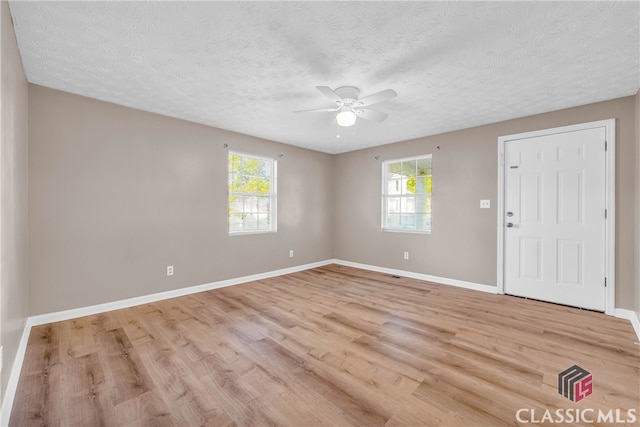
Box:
[297,86,397,128]
[336,108,356,127]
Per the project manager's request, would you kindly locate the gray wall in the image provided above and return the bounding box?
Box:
[24,85,640,314]
[28,85,333,315]
[333,96,637,310]
[0,1,29,400]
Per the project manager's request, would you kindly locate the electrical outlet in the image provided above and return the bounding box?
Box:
[404,251,409,260]
[480,199,491,209]
[289,250,294,258]
[167,265,174,276]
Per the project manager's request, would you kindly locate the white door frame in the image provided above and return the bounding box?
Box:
[497,119,616,315]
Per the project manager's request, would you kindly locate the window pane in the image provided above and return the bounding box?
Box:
[388,179,402,195]
[262,162,271,178]
[401,214,416,229]
[413,176,428,194]
[242,176,269,194]
[382,154,432,233]
[229,154,243,172]
[402,160,417,177]
[257,196,270,213]
[229,195,243,213]
[245,196,258,213]
[415,195,430,213]
[228,152,276,233]
[415,213,431,231]
[417,157,431,174]
[403,177,415,194]
[387,197,400,213]
[229,213,244,231]
[241,157,264,177]
[387,161,403,176]
[246,213,259,230]
[386,213,400,228]
[255,159,268,177]
[404,196,416,213]
[257,213,270,229]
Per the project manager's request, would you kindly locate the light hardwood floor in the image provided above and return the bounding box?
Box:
[9,264,640,426]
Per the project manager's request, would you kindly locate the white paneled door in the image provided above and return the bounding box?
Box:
[503,126,607,311]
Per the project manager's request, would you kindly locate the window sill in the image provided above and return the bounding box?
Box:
[229,230,277,236]
[382,228,431,235]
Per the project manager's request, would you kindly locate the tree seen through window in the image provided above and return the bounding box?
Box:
[383,155,432,232]
[228,152,276,233]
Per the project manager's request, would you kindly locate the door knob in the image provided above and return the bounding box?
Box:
[506,223,514,228]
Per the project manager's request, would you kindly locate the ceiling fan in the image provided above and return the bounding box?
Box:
[295,86,397,127]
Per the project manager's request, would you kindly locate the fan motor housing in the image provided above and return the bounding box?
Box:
[334,86,360,103]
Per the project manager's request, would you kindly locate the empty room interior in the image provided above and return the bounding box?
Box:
[1,1,640,426]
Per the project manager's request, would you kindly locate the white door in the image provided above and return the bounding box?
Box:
[503,127,607,311]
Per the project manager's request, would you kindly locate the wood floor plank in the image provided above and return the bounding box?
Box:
[93,328,153,406]
[9,264,640,426]
[112,390,175,427]
[58,317,98,362]
[61,352,113,427]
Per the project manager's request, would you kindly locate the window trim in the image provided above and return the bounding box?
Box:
[381,154,432,234]
[228,151,277,236]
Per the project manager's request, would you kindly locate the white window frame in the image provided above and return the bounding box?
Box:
[228,151,277,235]
[381,154,432,234]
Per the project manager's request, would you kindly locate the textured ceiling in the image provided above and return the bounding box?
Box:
[8,1,640,154]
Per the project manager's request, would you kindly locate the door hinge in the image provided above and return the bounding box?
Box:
[604,209,607,219]
[604,277,607,287]
[605,140,608,151]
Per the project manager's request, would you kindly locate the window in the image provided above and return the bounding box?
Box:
[228,152,276,234]
[382,154,432,233]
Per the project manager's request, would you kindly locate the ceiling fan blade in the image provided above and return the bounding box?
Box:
[294,107,340,113]
[316,86,343,103]
[356,108,389,123]
[358,89,398,106]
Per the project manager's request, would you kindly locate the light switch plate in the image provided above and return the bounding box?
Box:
[480,200,491,209]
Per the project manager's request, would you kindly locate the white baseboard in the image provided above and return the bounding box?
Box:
[3,259,637,425]
[28,259,334,326]
[614,309,640,342]
[0,259,334,426]
[333,259,640,342]
[0,258,497,425]
[1,319,31,427]
[332,259,498,294]
[20,257,498,335]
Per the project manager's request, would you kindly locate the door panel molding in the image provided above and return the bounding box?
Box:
[497,119,615,315]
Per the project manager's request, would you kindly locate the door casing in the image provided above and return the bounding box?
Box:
[497,119,616,315]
